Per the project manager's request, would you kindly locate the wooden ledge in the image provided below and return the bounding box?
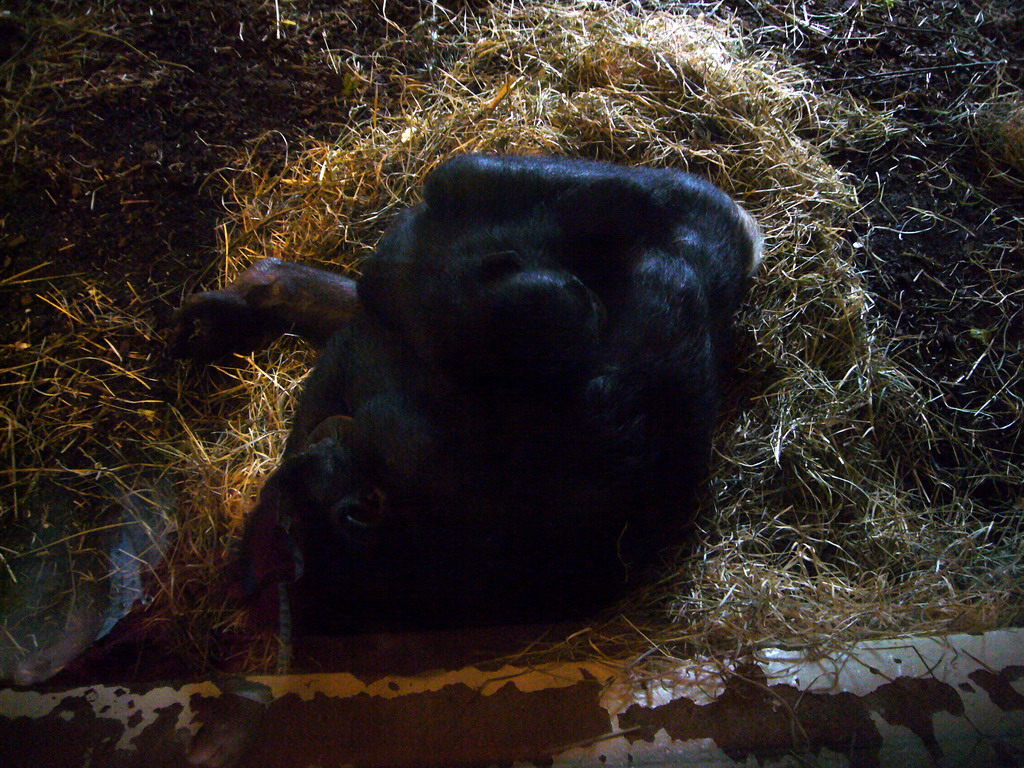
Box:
[1,628,1022,767]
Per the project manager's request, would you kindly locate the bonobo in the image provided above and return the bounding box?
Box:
[176,153,762,626]
[175,154,761,765]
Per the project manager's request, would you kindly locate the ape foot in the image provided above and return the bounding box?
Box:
[188,692,266,768]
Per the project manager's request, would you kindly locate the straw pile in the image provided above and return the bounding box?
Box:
[4,1,1021,673]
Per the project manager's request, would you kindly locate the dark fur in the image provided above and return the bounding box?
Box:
[244,154,760,631]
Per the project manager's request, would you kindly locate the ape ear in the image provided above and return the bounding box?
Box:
[276,425,355,510]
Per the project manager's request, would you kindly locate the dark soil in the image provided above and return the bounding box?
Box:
[1,0,429,302]
[1,0,1021,678]
[723,0,1024,508]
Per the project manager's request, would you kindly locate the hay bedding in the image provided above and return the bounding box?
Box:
[2,1,1020,674]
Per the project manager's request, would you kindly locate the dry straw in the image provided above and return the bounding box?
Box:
[202,1,1019,663]
[972,89,1024,181]
[4,1,1020,674]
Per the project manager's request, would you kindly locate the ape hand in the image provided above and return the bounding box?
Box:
[171,257,359,360]
[171,287,273,361]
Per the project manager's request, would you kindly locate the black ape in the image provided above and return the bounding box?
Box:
[176,154,762,631]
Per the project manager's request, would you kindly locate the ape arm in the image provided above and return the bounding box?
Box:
[172,258,358,360]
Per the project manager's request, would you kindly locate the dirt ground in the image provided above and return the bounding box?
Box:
[730,0,1023,508]
[1,0,1021,678]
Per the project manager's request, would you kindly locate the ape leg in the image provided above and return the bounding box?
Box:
[172,258,358,360]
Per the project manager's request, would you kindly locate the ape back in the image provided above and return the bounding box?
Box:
[274,155,763,629]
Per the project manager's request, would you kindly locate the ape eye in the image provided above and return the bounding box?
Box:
[332,489,386,531]
[331,497,372,530]
[345,512,374,530]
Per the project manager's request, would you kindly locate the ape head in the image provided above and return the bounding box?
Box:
[276,417,387,542]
